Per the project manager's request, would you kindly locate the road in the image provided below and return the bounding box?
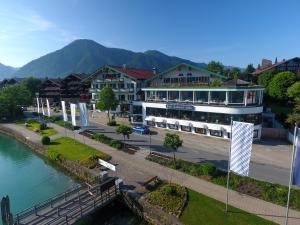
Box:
[87,116,291,186]
[32,109,292,186]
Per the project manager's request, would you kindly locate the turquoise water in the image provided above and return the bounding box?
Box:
[0,133,77,224]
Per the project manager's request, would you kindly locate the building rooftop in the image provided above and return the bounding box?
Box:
[111,66,154,79]
[251,57,300,75]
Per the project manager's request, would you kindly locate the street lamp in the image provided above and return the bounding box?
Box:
[149,128,152,154]
[35,92,40,121]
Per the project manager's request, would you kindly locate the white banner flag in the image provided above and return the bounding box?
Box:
[61,101,68,122]
[230,121,254,176]
[46,99,51,117]
[98,159,116,171]
[41,99,45,116]
[79,103,89,127]
[36,98,40,114]
[70,103,77,126]
[292,128,300,186]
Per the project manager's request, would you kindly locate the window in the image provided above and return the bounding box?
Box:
[193,111,208,122]
[195,128,206,134]
[157,122,167,128]
[133,115,143,122]
[210,91,226,104]
[168,124,178,130]
[195,91,208,103]
[147,121,155,126]
[181,91,193,102]
[210,130,222,137]
[253,130,259,138]
[228,91,244,104]
[157,91,167,101]
[180,110,192,120]
[133,105,142,114]
[181,125,191,132]
[168,91,179,101]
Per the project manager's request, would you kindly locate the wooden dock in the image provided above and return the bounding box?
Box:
[14,177,118,225]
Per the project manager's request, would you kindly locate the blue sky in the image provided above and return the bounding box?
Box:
[0,0,300,68]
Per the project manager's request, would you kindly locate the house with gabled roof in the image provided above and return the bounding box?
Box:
[131,63,264,140]
[86,64,155,115]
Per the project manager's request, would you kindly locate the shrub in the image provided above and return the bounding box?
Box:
[80,155,98,169]
[39,123,47,130]
[41,136,51,145]
[148,183,186,214]
[107,120,117,126]
[202,163,217,177]
[110,140,122,149]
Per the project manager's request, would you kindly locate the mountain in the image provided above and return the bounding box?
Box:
[14,39,205,78]
[0,63,18,79]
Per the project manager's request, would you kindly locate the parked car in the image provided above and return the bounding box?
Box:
[132,126,150,135]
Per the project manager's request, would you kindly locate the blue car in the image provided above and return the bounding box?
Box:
[132,126,150,135]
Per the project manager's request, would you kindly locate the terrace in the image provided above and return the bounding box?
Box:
[144,88,263,107]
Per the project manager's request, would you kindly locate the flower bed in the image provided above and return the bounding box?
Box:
[146,153,300,211]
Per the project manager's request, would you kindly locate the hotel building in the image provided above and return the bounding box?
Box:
[132,63,264,139]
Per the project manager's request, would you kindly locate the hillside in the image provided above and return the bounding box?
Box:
[0,63,18,79]
[14,39,205,78]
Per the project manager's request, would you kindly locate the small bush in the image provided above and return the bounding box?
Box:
[80,155,98,169]
[202,163,217,177]
[41,136,51,145]
[39,123,47,130]
[107,120,117,126]
[110,140,122,149]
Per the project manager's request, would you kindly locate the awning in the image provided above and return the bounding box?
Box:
[166,119,177,125]
[193,123,206,129]
[155,117,164,123]
[179,120,191,126]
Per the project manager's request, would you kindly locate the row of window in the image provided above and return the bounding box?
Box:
[163,76,209,83]
[146,90,261,105]
[145,107,262,125]
[145,121,259,138]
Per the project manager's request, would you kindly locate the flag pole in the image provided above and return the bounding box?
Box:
[285,123,299,225]
[226,117,233,213]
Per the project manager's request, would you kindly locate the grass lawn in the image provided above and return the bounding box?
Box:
[22,120,58,136]
[46,137,110,162]
[180,189,277,225]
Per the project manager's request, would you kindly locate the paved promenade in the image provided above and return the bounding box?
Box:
[4,122,300,225]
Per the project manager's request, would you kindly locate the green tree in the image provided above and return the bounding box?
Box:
[96,86,118,122]
[268,71,297,100]
[286,100,300,125]
[116,125,132,148]
[207,61,224,74]
[211,79,222,87]
[257,70,276,94]
[287,81,300,102]
[245,64,255,74]
[21,77,42,99]
[228,67,241,79]
[0,85,31,119]
[163,133,183,165]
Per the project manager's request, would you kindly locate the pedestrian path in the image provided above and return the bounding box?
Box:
[4,122,300,225]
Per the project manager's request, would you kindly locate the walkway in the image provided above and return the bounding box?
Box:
[4,122,300,225]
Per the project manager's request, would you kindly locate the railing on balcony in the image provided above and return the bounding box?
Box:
[150,82,209,88]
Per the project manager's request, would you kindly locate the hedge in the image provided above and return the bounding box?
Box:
[146,154,300,211]
[92,133,122,150]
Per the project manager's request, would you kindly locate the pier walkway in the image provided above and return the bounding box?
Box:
[14,177,118,225]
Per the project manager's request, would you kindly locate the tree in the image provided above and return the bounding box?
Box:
[21,77,42,99]
[207,61,224,74]
[286,100,300,125]
[116,125,132,149]
[287,81,300,102]
[96,86,118,122]
[245,64,255,74]
[268,71,297,100]
[228,67,241,79]
[163,133,183,165]
[257,70,276,93]
[211,79,222,87]
[0,85,31,119]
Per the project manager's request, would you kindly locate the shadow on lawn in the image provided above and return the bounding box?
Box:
[49,141,60,145]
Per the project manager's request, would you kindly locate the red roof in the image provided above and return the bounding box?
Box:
[111,66,154,79]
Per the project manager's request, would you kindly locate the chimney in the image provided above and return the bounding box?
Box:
[123,64,126,70]
[152,67,157,75]
[261,58,272,69]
